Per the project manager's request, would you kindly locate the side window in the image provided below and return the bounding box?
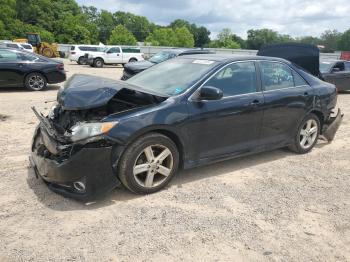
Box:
[333,62,345,72]
[0,50,20,62]
[260,62,294,91]
[70,46,75,51]
[345,62,350,71]
[6,43,19,49]
[292,70,308,86]
[206,62,257,96]
[108,47,121,53]
[78,46,87,51]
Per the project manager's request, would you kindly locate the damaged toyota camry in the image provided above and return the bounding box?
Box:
[30,54,343,201]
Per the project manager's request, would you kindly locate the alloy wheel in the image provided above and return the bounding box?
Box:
[133,144,174,188]
[28,75,45,90]
[299,119,318,149]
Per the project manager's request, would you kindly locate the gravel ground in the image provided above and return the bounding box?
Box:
[0,59,349,261]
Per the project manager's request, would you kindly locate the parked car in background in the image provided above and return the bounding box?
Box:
[0,47,66,91]
[320,60,350,91]
[0,42,34,52]
[121,48,215,80]
[87,46,144,68]
[69,45,105,65]
[30,54,342,200]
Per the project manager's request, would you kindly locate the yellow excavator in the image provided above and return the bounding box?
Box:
[14,33,59,58]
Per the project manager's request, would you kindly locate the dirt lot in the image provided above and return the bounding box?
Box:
[0,59,349,261]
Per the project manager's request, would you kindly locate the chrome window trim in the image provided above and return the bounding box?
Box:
[188,60,261,101]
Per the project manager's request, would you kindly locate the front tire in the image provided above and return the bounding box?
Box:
[118,133,179,194]
[93,58,104,68]
[289,113,320,154]
[25,72,47,91]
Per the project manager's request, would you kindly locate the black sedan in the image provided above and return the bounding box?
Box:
[0,47,66,91]
[30,54,342,200]
[320,60,350,91]
[121,49,214,80]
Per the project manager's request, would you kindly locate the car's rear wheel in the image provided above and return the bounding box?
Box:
[118,133,179,194]
[129,58,137,63]
[25,73,47,91]
[93,58,104,68]
[77,56,87,65]
[289,113,320,154]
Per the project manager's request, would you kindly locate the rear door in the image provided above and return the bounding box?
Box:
[0,49,25,87]
[186,61,264,160]
[324,62,349,91]
[258,61,314,147]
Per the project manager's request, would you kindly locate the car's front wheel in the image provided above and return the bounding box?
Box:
[25,72,47,91]
[118,133,179,194]
[93,58,104,68]
[289,113,320,154]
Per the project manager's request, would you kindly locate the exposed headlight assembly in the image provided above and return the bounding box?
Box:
[69,122,118,142]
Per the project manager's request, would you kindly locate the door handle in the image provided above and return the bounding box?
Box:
[249,99,261,106]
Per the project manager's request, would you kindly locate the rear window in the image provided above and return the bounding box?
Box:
[78,46,99,52]
[6,43,19,49]
[20,44,32,50]
[121,47,140,53]
[70,46,75,51]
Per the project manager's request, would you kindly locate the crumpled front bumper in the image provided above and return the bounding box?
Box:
[322,108,344,141]
[29,126,121,201]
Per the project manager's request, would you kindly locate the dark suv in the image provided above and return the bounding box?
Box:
[121,49,214,80]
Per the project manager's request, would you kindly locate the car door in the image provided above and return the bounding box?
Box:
[0,49,25,87]
[185,61,264,161]
[105,47,122,64]
[324,62,349,91]
[258,61,314,147]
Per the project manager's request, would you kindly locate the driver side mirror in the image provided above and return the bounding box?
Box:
[198,86,223,101]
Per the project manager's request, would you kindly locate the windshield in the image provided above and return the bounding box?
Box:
[320,61,334,73]
[149,51,176,64]
[127,58,218,96]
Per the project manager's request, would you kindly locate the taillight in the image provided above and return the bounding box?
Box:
[57,64,64,71]
[70,52,76,55]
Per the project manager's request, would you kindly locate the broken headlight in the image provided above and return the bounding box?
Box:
[69,122,118,142]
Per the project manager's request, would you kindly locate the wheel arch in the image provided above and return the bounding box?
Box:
[309,109,325,131]
[23,71,48,85]
[116,127,185,169]
[128,57,138,62]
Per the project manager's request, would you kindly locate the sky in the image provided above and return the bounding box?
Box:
[76,0,350,39]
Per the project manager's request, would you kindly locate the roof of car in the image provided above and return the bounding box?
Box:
[178,53,291,63]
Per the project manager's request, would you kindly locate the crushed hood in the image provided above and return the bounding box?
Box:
[257,43,321,77]
[57,74,167,110]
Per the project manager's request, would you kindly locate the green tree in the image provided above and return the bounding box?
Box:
[338,29,350,51]
[209,28,241,49]
[296,36,321,46]
[246,29,283,49]
[174,26,194,47]
[97,10,116,44]
[320,30,341,52]
[108,24,137,45]
[145,28,177,46]
[170,19,210,47]
[113,11,154,42]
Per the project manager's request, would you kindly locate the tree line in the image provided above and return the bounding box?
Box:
[1,0,350,51]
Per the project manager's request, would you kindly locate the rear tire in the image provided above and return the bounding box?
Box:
[117,133,179,194]
[93,58,104,68]
[25,72,47,91]
[129,58,137,63]
[77,56,87,65]
[289,113,320,154]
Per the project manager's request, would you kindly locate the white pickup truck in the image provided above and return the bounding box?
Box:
[87,46,144,67]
